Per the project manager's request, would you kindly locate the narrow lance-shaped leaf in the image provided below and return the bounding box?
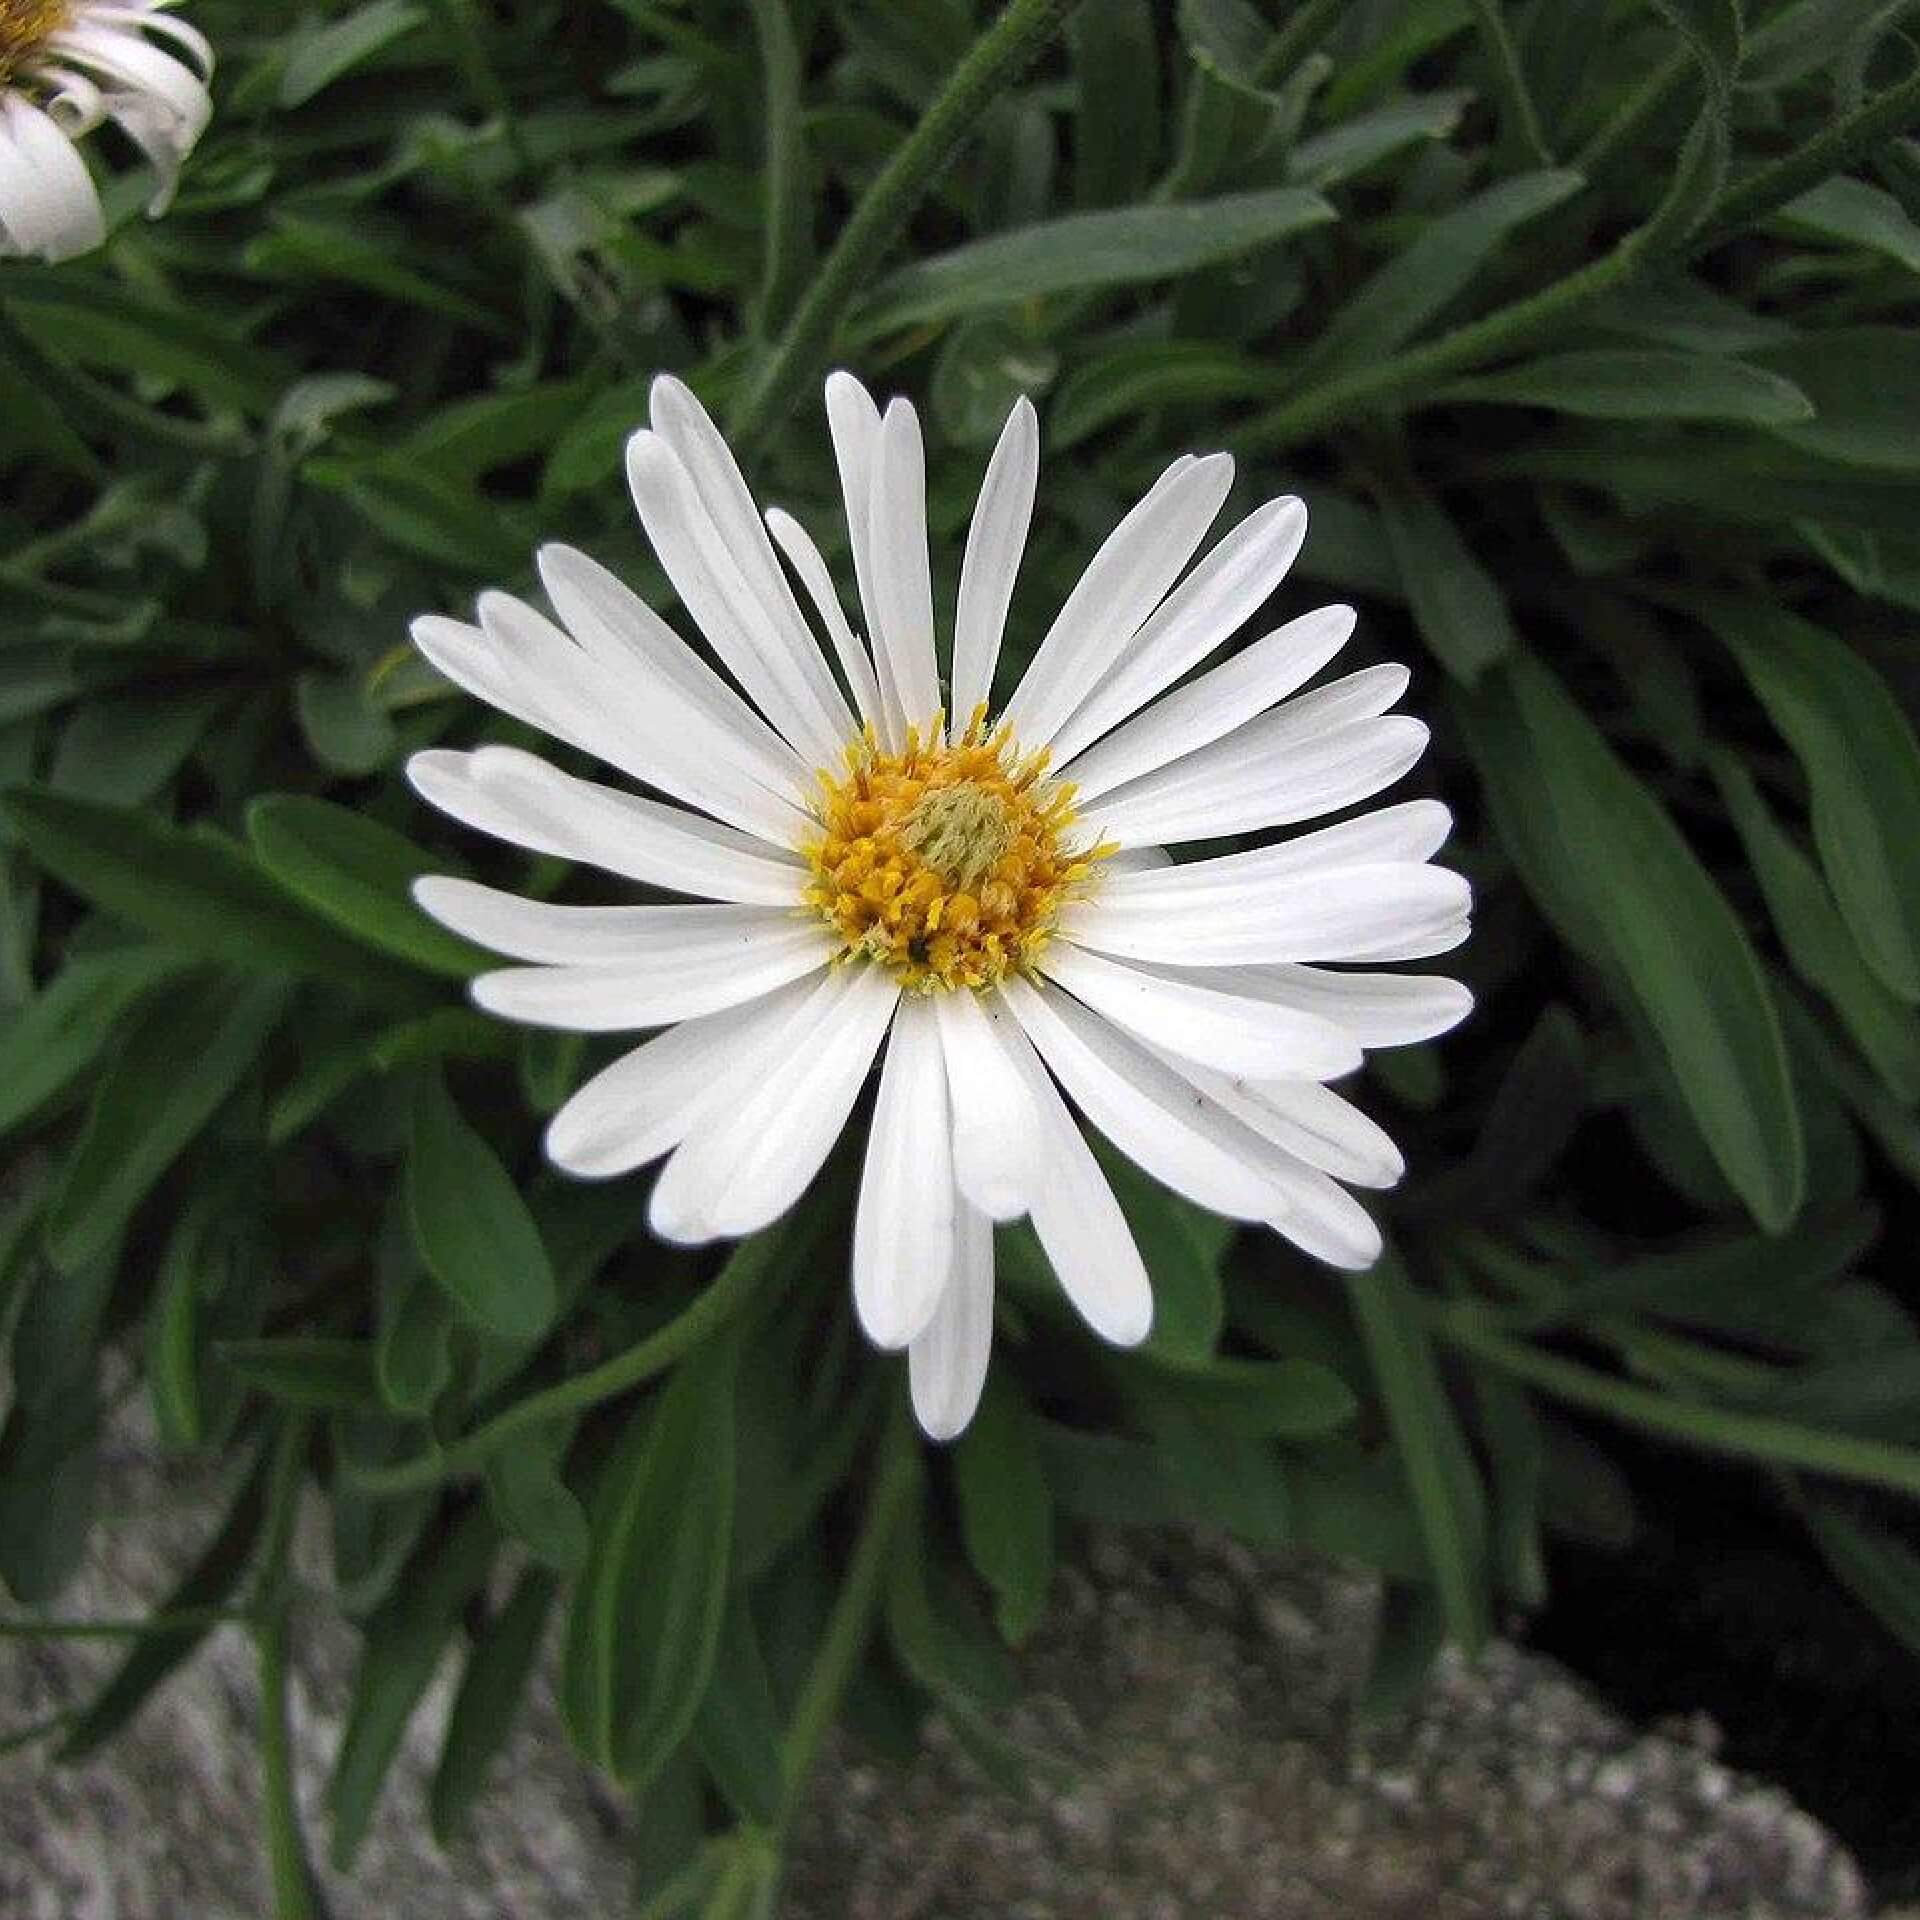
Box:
[1377,482,1516,684]
[1455,655,1805,1232]
[46,974,289,1274]
[405,1068,557,1342]
[1693,595,1920,1004]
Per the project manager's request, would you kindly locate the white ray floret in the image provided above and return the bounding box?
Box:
[406,372,1473,1439]
[0,1,212,263]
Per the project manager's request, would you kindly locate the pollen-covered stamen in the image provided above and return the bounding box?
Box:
[805,709,1112,992]
[0,0,67,80]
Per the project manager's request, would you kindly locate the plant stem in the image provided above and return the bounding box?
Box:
[345,1223,793,1496]
[776,1401,920,1833]
[1433,1306,1920,1501]
[1573,48,1688,175]
[1255,0,1351,87]
[1692,62,1920,247]
[748,0,811,337]
[1233,234,1644,452]
[1467,0,1553,166]
[251,1418,320,1920]
[727,0,1082,453]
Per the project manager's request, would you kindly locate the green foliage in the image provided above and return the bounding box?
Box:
[4,0,1920,1908]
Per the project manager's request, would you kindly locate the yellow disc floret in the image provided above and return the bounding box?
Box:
[0,0,67,81]
[805,709,1111,993]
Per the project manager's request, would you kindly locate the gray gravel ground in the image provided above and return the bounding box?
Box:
[0,1435,1874,1919]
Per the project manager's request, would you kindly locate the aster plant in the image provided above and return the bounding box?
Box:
[3,2,1920,1915]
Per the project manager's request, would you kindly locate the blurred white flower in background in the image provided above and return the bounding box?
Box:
[407,372,1474,1439]
[0,0,212,263]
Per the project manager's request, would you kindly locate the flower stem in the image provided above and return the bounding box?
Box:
[727,0,1082,453]
[1466,0,1553,166]
[776,1400,920,1833]
[1432,1305,1920,1500]
[1572,48,1688,176]
[251,1417,322,1920]
[748,0,811,337]
[1255,0,1351,87]
[343,1222,794,1496]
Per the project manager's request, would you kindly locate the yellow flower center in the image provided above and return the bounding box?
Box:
[0,0,66,82]
[804,709,1111,993]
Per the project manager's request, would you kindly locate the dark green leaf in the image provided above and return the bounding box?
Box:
[46,974,288,1273]
[1438,349,1812,423]
[855,188,1336,334]
[1377,482,1516,683]
[219,1339,386,1412]
[953,1376,1055,1646]
[405,1068,556,1341]
[1455,655,1804,1231]
[691,1587,785,1827]
[247,795,486,978]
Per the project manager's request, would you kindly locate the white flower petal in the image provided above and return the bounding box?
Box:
[1039,941,1361,1080]
[413,879,806,968]
[1140,962,1473,1048]
[649,963,899,1242]
[1096,800,1455,909]
[950,395,1038,729]
[824,369,908,749]
[1087,714,1429,846]
[535,542,810,802]
[544,976,819,1177]
[992,1010,1152,1345]
[1064,861,1473,966]
[1004,452,1235,747]
[763,506,885,726]
[406,745,806,906]
[932,986,1041,1221]
[1141,1041,1405,1188]
[1000,976,1291,1220]
[908,1199,994,1441]
[853,997,955,1349]
[647,374,855,745]
[1263,1166,1385,1270]
[1050,495,1311,769]
[0,94,104,262]
[1062,604,1356,800]
[471,920,832,1032]
[470,590,811,844]
[868,398,943,734]
[627,429,848,769]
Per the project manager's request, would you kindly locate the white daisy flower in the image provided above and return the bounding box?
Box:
[0,0,212,264]
[406,373,1473,1440]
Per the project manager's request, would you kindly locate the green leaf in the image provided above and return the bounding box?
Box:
[57,1452,268,1761]
[278,0,426,106]
[1,788,425,995]
[1070,0,1160,206]
[1803,1501,1920,1660]
[1359,1582,1446,1721]
[562,1328,739,1784]
[1455,655,1804,1231]
[484,1423,588,1574]
[1777,175,1920,274]
[219,1338,386,1411]
[0,947,184,1141]
[1693,596,1920,1004]
[246,794,487,978]
[1126,1351,1359,1438]
[405,1069,556,1342]
[1713,752,1920,1102]
[1754,329,1920,470]
[690,1588,785,1827]
[1346,1254,1491,1652]
[1099,1147,1225,1362]
[1286,88,1475,186]
[1303,169,1584,374]
[430,1569,559,1846]
[1177,0,1276,100]
[375,1239,457,1417]
[45,974,288,1273]
[51,688,226,806]
[1377,482,1516,683]
[1047,339,1272,450]
[953,1376,1055,1646]
[295,671,398,778]
[1645,0,1744,85]
[854,187,1336,334]
[328,1505,498,1869]
[1438,349,1813,423]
